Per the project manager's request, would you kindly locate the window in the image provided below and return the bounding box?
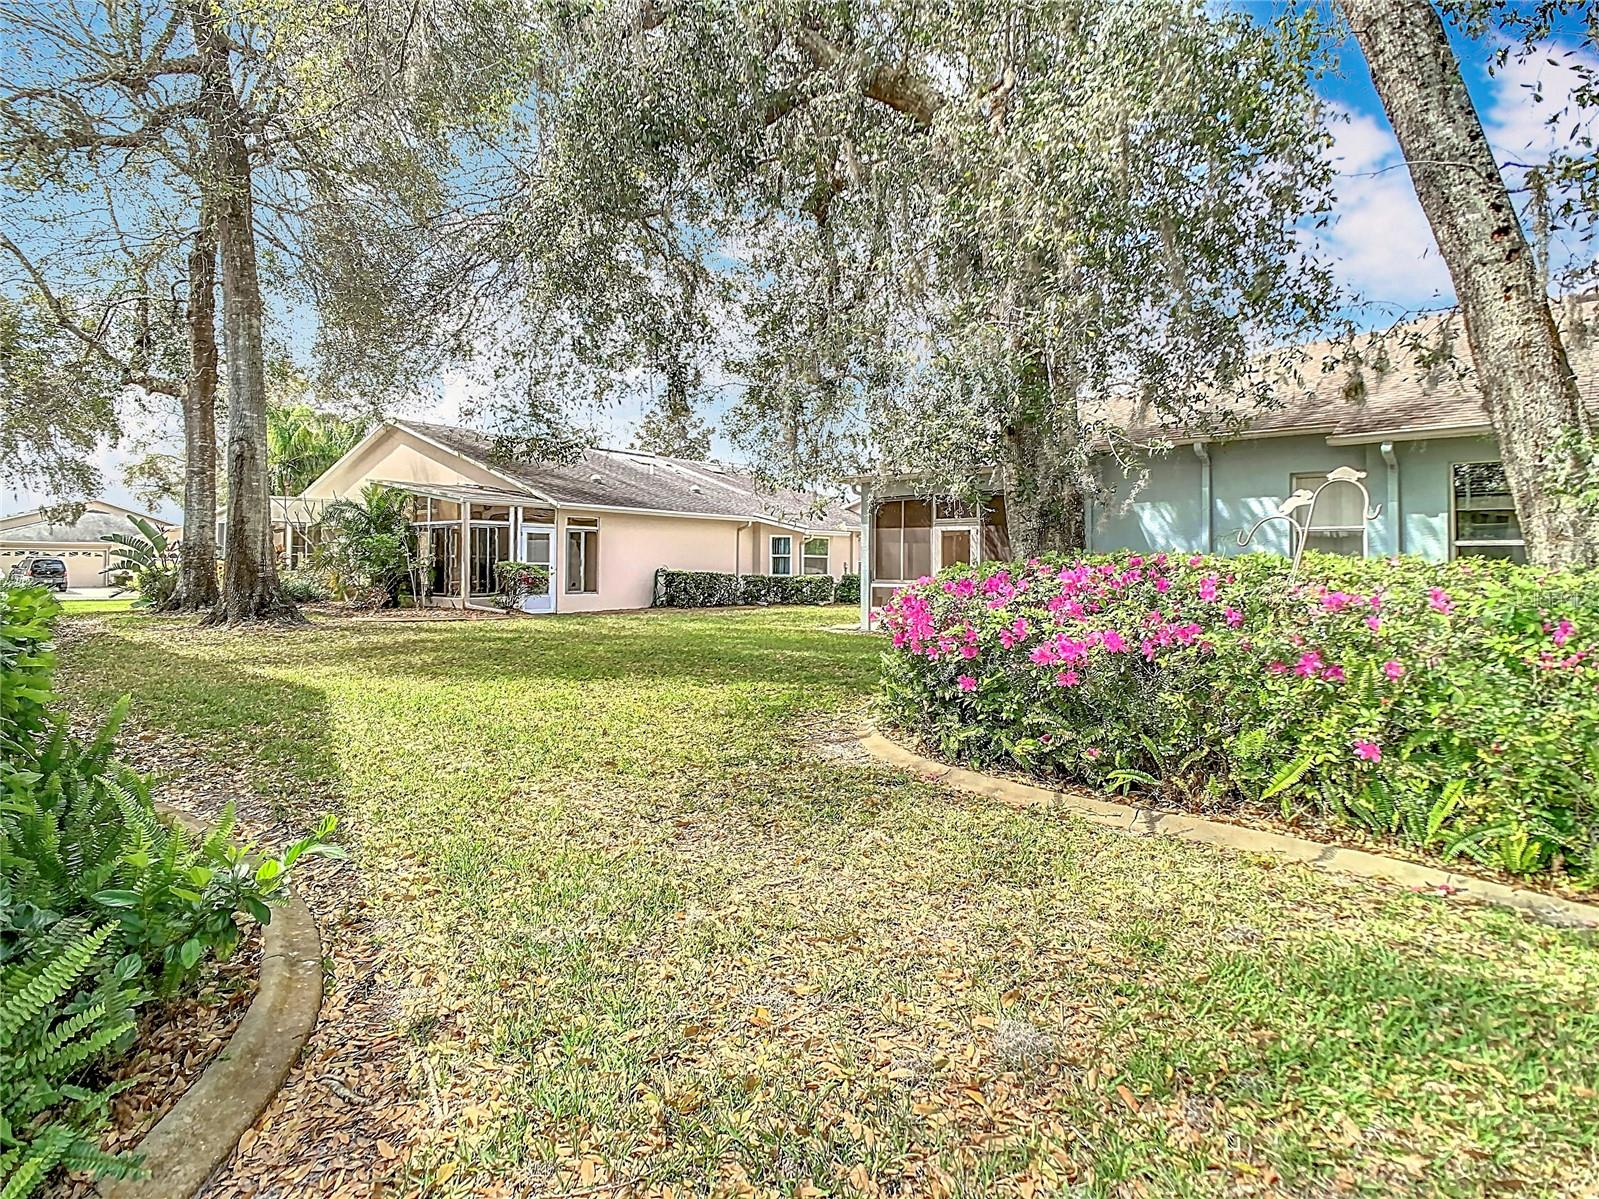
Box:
[770,535,793,575]
[1290,471,1366,557]
[566,519,599,593]
[871,498,932,582]
[1452,462,1525,562]
[802,536,830,575]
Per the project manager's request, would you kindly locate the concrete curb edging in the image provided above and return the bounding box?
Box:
[101,816,325,1198]
[861,727,1599,930]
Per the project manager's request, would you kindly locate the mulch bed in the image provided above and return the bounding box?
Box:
[104,730,427,1198]
[48,934,261,1199]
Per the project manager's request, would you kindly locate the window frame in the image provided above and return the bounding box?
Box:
[565,518,600,594]
[801,535,830,576]
[1289,470,1368,557]
[1448,460,1526,561]
[769,534,794,576]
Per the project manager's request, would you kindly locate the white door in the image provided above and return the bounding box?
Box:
[519,526,556,613]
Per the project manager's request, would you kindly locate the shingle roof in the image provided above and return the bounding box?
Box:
[1084,301,1599,444]
[0,506,171,544]
[397,420,859,531]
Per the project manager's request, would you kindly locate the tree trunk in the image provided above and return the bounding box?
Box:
[1342,0,1599,568]
[189,0,301,623]
[170,206,221,611]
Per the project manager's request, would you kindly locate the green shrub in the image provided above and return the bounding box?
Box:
[836,572,861,605]
[740,573,835,606]
[653,569,837,607]
[1,585,58,758]
[654,569,744,607]
[495,561,552,610]
[0,586,343,1195]
[0,921,144,1195]
[878,552,1599,882]
[279,568,333,603]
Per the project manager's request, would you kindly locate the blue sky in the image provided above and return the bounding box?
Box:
[8,2,1596,519]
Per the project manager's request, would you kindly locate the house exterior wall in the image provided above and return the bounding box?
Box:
[863,433,1512,624]
[1090,432,1500,561]
[557,508,745,612]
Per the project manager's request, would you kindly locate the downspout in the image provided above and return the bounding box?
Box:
[735,520,752,577]
[1193,442,1213,554]
[1380,441,1401,556]
[858,483,873,630]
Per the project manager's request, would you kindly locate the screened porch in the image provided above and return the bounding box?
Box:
[386,481,559,611]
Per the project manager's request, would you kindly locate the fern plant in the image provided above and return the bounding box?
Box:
[0,921,144,1199]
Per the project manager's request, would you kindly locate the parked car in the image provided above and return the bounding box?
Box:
[6,556,69,591]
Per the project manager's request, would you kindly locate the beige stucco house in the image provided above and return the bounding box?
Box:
[0,499,176,588]
[296,419,860,612]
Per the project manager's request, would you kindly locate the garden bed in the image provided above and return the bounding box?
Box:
[46,935,260,1198]
[877,552,1599,888]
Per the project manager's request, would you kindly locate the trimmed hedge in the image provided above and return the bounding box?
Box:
[878,552,1599,882]
[836,572,861,605]
[653,568,837,608]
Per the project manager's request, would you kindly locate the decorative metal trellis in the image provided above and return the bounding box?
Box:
[1235,466,1383,577]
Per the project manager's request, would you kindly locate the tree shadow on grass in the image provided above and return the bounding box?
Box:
[57,619,344,825]
[273,609,884,692]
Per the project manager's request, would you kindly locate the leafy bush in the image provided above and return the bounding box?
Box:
[100,516,177,609]
[836,572,861,605]
[741,573,835,606]
[654,569,744,607]
[279,568,333,603]
[653,569,837,608]
[311,484,413,604]
[0,585,342,1194]
[878,553,1599,882]
[495,561,551,610]
[0,922,143,1194]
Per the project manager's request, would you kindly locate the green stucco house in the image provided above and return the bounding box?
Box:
[860,308,1595,621]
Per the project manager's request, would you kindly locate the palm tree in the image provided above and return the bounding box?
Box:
[265,405,370,496]
[310,484,413,603]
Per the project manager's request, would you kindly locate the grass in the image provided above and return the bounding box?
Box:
[57,606,1599,1198]
[58,596,137,614]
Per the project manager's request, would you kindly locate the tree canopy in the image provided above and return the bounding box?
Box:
[482,0,1344,550]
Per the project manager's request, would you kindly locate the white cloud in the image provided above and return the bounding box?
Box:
[1319,103,1454,309]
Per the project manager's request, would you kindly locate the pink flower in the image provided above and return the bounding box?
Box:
[1293,651,1323,678]
[1100,629,1129,653]
[1321,664,1346,684]
[1321,591,1356,612]
[1381,659,1404,680]
[959,644,979,660]
[1187,555,1203,567]
[1267,660,1288,675]
[1428,587,1454,615]
[1054,669,1081,688]
[1352,739,1382,763]
[1154,577,1171,594]
[957,675,977,692]
[1198,576,1219,602]
[1365,615,1382,632]
[1084,746,1102,759]
[1029,644,1057,666]
[1224,607,1243,628]
[1552,618,1576,648]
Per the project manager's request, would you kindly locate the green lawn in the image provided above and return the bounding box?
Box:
[58,596,137,614]
[57,607,1599,1198]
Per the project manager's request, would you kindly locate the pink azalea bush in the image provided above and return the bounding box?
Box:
[877,551,1599,881]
